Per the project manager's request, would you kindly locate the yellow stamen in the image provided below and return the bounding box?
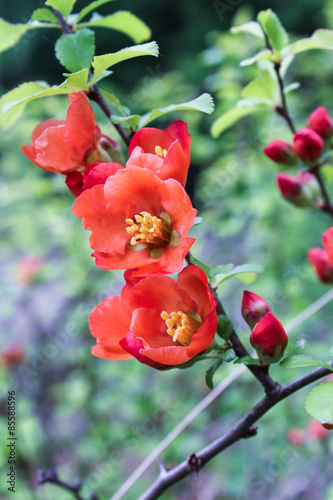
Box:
[126,211,171,248]
[155,145,168,159]
[161,310,201,346]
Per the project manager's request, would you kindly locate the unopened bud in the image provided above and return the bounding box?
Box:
[307,248,333,283]
[264,140,298,166]
[306,106,333,140]
[99,135,124,165]
[276,171,322,208]
[293,128,324,162]
[249,312,288,364]
[241,291,271,329]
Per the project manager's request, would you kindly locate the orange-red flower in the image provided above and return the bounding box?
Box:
[89,265,217,367]
[22,92,116,174]
[72,166,197,276]
[65,161,124,196]
[127,121,191,185]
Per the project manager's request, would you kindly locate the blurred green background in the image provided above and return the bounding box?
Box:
[1,1,333,499]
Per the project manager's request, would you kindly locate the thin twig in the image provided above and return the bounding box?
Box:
[310,165,333,216]
[137,362,332,500]
[38,469,93,500]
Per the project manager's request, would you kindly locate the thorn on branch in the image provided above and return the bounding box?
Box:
[187,453,203,481]
[158,457,167,473]
[244,425,258,439]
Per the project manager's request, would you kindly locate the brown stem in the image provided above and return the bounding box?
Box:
[310,165,333,217]
[38,469,95,500]
[138,362,332,500]
[49,7,131,148]
[185,252,280,398]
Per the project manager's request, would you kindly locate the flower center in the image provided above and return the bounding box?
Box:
[155,145,168,159]
[160,310,201,346]
[126,211,172,248]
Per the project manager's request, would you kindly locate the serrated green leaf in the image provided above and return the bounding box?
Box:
[211,106,266,138]
[0,19,30,53]
[189,256,213,277]
[205,358,223,390]
[241,70,277,101]
[0,70,89,129]
[305,382,333,424]
[213,264,264,288]
[111,114,141,129]
[216,316,233,340]
[55,29,95,73]
[234,356,260,365]
[281,355,333,371]
[92,41,159,83]
[138,94,214,128]
[291,29,333,54]
[231,21,264,39]
[45,0,77,19]
[76,0,118,23]
[240,49,272,67]
[257,9,288,51]
[31,8,59,23]
[78,11,151,44]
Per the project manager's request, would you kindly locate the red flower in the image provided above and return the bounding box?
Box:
[307,248,333,283]
[322,227,333,265]
[306,107,333,140]
[127,121,191,185]
[72,166,197,276]
[293,128,324,162]
[276,171,321,208]
[264,139,297,166]
[22,92,115,174]
[89,265,217,367]
[250,312,288,364]
[241,291,271,329]
[65,161,124,196]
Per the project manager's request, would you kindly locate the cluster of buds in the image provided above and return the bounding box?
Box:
[241,291,288,364]
[307,227,333,284]
[264,107,333,168]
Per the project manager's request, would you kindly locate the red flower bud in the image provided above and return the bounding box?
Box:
[264,140,297,165]
[287,428,305,447]
[307,419,329,440]
[250,312,288,364]
[276,171,321,208]
[293,128,324,162]
[306,106,333,140]
[241,291,271,329]
[307,248,333,283]
[322,227,333,266]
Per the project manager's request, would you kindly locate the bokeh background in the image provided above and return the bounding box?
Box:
[1,0,333,499]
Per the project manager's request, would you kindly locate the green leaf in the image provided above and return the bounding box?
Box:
[45,0,77,19]
[138,94,214,128]
[76,0,118,23]
[329,347,333,361]
[0,70,89,129]
[211,106,266,138]
[55,29,95,73]
[231,21,264,39]
[189,256,213,277]
[241,70,277,101]
[216,316,233,340]
[291,29,333,54]
[0,19,30,53]
[99,88,125,114]
[240,49,272,67]
[234,356,260,366]
[111,114,141,129]
[92,41,159,83]
[284,82,300,94]
[78,11,151,44]
[257,9,288,51]
[305,382,333,424]
[213,263,264,287]
[31,8,59,23]
[205,358,223,390]
[280,355,333,371]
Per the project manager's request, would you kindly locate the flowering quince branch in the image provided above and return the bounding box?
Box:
[38,469,98,500]
[49,6,131,147]
[137,362,333,500]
